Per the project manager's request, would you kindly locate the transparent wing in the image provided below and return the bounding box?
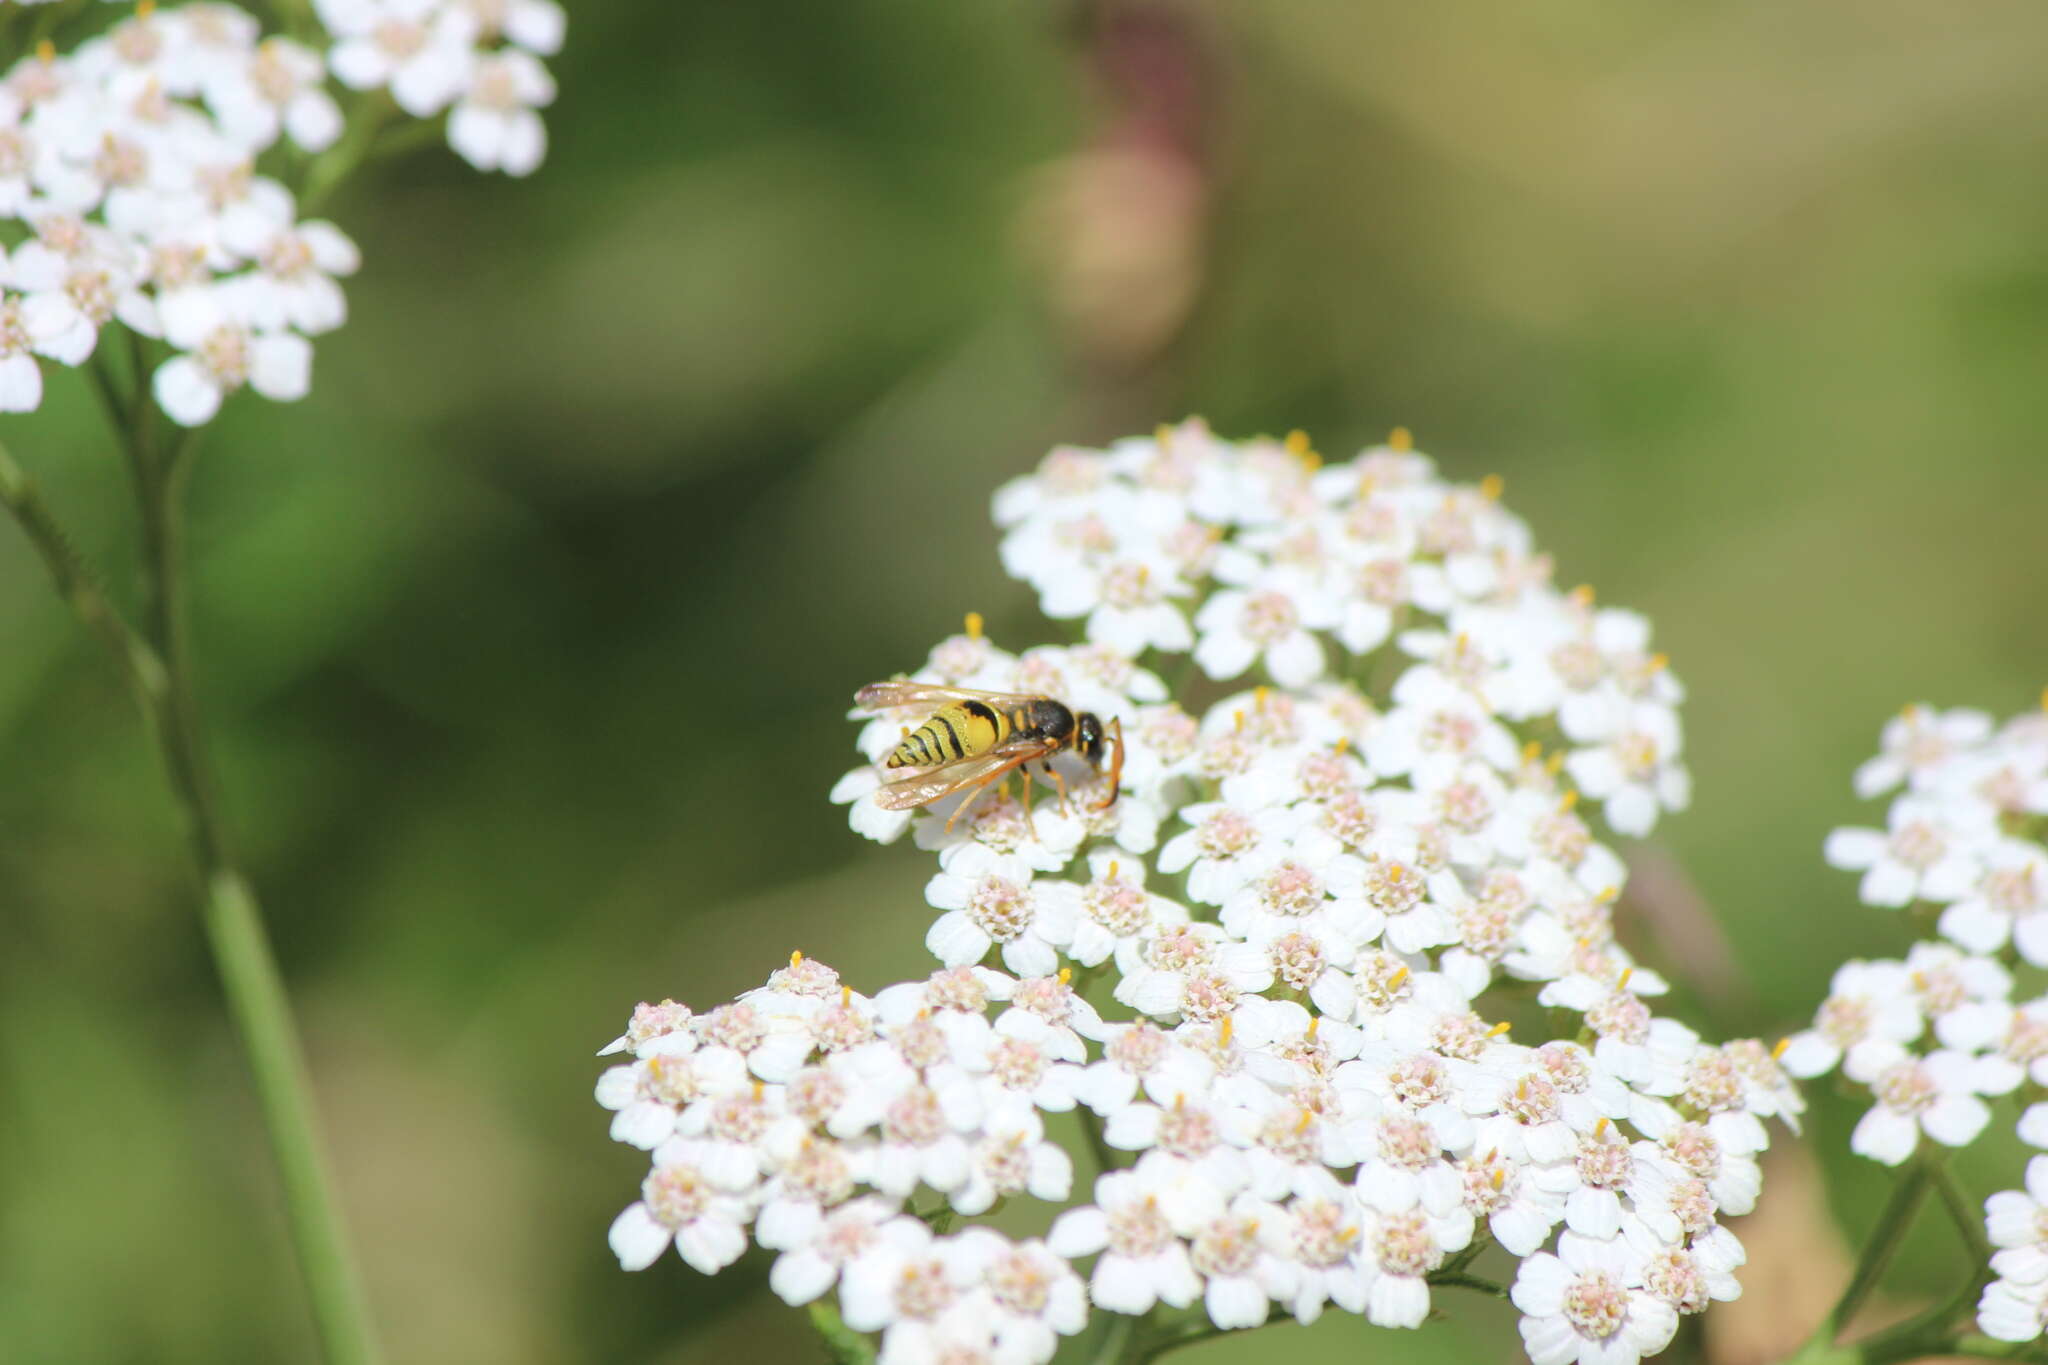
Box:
[869,742,1050,810]
[855,680,1042,712]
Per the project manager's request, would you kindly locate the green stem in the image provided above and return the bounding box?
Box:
[0,440,163,700]
[1428,1270,1509,1298]
[1936,1164,1994,1264]
[299,93,399,214]
[1,429,381,1362]
[128,430,380,1365]
[808,1299,877,1364]
[1804,1157,1938,1352]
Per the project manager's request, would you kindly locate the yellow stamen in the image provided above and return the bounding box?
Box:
[1773,1036,1792,1061]
[1306,1017,1320,1039]
[1516,1078,1528,1100]
[1484,1021,1513,1039]
[1522,740,1543,763]
[1173,1093,1187,1111]
[37,39,56,63]
[1109,860,1120,880]
[1295,1109,1315,1133]
[789,949,804,968]
[1545,752,1565,775]
[1285,429,1311,457]
[1559,789,1579,812]
[1219,1016,1234,1045]
[964,611,983,640]
[1058,967,1072,986]
[1254,685,1270,712]
[1596,885,1620,904]
[1595,1116,1610,1137]
[841,985,852,1006]
[752,1080,764,1100]
[1480,473,1504,500]
[1388,426,1413,452]
[1155,423,1174,451]
[1570,584,1594,608]
[1233,709,1246,733]
[1339,1224,1360,1242]
[137,0,156,16]
[1491,1168,1506,1191]
[1333,736,1351,756]
[1388,965,1411,990]
[2039,686,2047,713]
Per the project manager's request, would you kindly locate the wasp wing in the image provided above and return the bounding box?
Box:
[855,680,1044,712]
[869,741,1052,810]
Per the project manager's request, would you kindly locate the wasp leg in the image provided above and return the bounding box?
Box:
[1092,718,1126,811]
[943,752,1038,833]
[1042,760,1073,818]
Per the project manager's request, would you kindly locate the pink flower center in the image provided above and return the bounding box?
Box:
[1563,1269,1630,1340]
[1372,1209,1440,1277]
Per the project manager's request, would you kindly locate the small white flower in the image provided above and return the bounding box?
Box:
[1193,583,1334,688]
[608,1146,753,1273]
[152,285,311,426]
[1048,1164,1204,1315]
[598,998,696,1058]
[318,0,475,116]
[1513,1232,1679,1365]
[204,38,343,152]
[924,846,1074,978]
[1563,701,1689,837]
[1824,796,1990,908]
[1986,1155,2048,1286]
[1980,1274,2048,1344]
[1845,1041,2014,1164]
[1777,959,1922,1080]
[951,1229,1089,1362]
[1855,704,1995,798]
[448,50,555,176]
[1351,1199,1472,1329]
[761,1194,897,1307]
[1940,840,2048,962]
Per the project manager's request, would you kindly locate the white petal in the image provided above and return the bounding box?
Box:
[153,357,223,427]
[608,1203,673,1271]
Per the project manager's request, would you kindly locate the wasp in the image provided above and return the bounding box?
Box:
[855,681,1125,828]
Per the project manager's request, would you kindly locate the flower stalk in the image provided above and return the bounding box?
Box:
[3,420,382,1363]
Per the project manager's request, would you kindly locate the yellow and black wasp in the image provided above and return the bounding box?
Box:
[854,681,1125,828]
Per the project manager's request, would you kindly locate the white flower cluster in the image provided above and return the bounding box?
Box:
[597,959,1091,1362]
[0,0,560,422]
[1787,700,2048,1341]
[605,426,1799,1365]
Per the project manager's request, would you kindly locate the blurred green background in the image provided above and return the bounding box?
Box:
[4,0,2047,1361]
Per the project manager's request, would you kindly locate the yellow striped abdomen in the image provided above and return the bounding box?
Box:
[888,700,1008,768]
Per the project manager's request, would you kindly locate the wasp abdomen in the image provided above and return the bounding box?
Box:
[888,699,1007,768]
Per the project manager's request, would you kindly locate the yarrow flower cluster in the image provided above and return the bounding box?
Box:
[601,423,1802,1365]
[0,0,562,422]
[1786,699,2048,1342]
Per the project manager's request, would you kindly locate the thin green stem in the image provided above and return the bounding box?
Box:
[2,427,381,1361]
[299,92,399,214]
[1804,1157,1938,1352]
[1428,1270,1509,1298]
[127,429,380,1364]
[0,439,162,701]
[1936,1164,1994,1264]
